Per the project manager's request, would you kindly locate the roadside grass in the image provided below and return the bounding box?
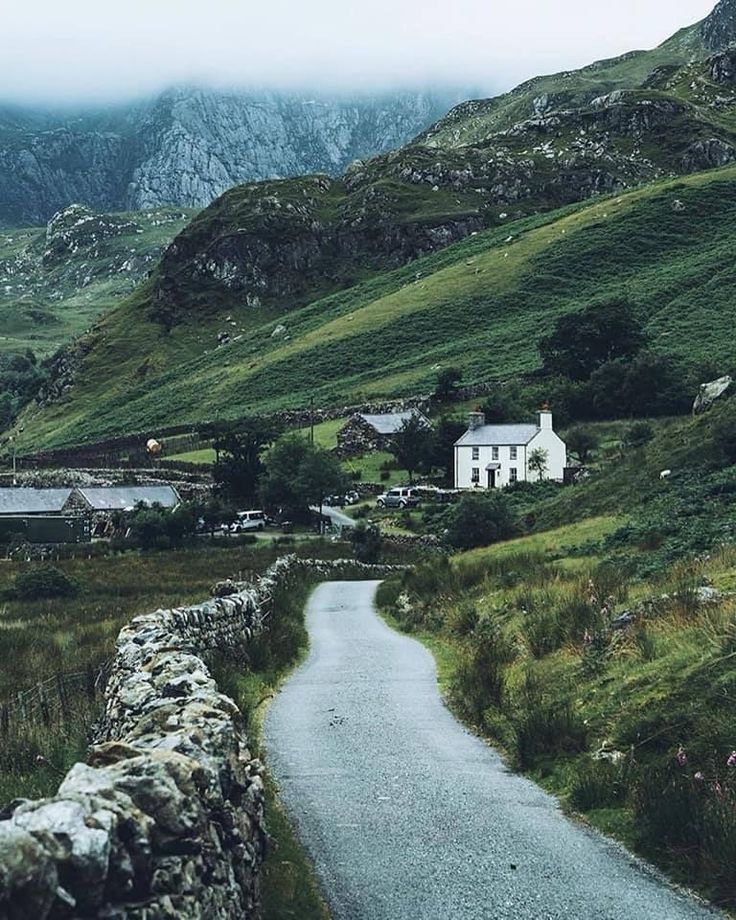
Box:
[0,540,348,802]
[211,577,332,920]
[377,525,736,908]
[16,165,736,451]
[167,446,217,465]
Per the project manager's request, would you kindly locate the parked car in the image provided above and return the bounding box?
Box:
[230,510,267,532]
[376,488,421,509]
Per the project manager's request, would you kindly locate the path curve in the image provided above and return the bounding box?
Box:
[264,580,722,920]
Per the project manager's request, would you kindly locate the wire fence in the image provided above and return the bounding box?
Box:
[0,661,111,738]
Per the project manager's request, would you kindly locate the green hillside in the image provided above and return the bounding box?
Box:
[418,9,714,146]
[14,164,736,451]
[0,205,193,357]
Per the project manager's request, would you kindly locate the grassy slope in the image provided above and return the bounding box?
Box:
[16,164,736,451]
[420,20,706,146]
[0,209,192,357]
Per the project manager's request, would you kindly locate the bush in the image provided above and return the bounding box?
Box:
[623,421,654,449]
[350,522,382,563]
[379,469,391,481]
[11,565,78,600]
[444,491,516,550]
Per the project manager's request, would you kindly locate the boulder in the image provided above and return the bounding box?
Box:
[693,375,732,414]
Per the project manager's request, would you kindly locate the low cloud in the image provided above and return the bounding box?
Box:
[1,0,716,105]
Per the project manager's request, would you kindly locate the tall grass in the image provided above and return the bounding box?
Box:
[380,530,736,906]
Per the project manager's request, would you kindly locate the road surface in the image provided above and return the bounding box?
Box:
[264,580,722,920]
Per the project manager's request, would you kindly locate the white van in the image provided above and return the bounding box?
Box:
[231,510,267,532]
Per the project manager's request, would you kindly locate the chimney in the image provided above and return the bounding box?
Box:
[468,409,485,430]
[539,403,553,430]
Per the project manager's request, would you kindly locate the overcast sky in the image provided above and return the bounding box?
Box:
[1,0,718,105]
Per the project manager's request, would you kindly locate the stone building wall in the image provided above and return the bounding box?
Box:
[0,555,405,918]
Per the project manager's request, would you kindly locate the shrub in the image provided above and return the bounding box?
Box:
[350,522,382,564]
[623,421,654,449]
[11,565,78,600]
[380,469,391,481]
[444,491,516,550]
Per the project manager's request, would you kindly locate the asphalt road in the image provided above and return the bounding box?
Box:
[264,580,723,920]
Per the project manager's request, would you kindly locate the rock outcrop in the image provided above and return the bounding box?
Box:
[0,88,465,224]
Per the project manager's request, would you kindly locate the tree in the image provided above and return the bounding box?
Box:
[212,419,280,505]
[350,522,382,563]
[390,414,436,483]
[260,434,347,521]
[539,299,645,381]
[435,367,462,402]
[527,447,549,481]
[565,426,598,464]
[296,448,349,521]
[444,492,516,550]
[433,416,468,485]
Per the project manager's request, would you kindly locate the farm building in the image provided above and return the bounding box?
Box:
[0,485,181,542]
[454,407,567,489]
[337,409,431,457]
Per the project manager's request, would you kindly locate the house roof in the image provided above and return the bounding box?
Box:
[0,488,73,515]
[455,424,539,447]
[77,486,180,511]
[357,409,428,436]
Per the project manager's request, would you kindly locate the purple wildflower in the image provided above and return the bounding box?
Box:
[676,745,688,767]
[694,771,705,782]
[727,751,736,768]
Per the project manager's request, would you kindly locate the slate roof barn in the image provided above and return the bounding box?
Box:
[76,486,180,512]
[0,488,74,516]
[337,408,431,456]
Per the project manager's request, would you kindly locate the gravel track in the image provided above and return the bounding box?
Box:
[264,580,722,920]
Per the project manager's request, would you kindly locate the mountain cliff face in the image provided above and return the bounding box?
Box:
[0,88,465,225]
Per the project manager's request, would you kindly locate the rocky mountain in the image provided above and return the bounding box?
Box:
[0,204,192,356]
[10,0,736,450]
[0,88,467,225]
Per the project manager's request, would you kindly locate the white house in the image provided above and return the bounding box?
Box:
[454,407,566,490]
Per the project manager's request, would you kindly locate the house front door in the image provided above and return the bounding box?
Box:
[487,469,496,489]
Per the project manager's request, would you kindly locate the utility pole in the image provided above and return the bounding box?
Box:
[10,436,16,486]
[310,396,315,446]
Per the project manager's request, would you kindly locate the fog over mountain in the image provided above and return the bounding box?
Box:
[2,0,715,105]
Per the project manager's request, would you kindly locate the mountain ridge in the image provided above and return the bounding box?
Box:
[0,87,468,225]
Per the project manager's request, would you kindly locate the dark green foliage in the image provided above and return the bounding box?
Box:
[212,419,281,505]
[434,366,462,401]
[260,434,347,519]
[432,416,467,484]
[444,491,516,550]
[539,299,645,381]
[623,420,655,449]
[127,502,198,550]
[10,564,78,600]
[583,352,689,420]
[713,413,736,464]
[389,414,436,482]
[350,522,383,563]
[0,350,46,430]
[565,425,599,464]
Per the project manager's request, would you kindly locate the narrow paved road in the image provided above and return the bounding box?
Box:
[264,581,722,920]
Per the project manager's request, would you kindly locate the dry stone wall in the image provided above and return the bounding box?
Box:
[0,555,405,919]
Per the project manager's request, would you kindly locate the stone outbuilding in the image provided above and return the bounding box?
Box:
[336,409,432,457]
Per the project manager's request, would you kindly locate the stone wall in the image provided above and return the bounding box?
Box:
[0,555,406,918]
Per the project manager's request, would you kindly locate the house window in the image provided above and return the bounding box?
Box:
[471,467,480,484]
[491,446,499,461]
[509,467,518,483]
[510,446,518,460]
[472,447,480,460]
